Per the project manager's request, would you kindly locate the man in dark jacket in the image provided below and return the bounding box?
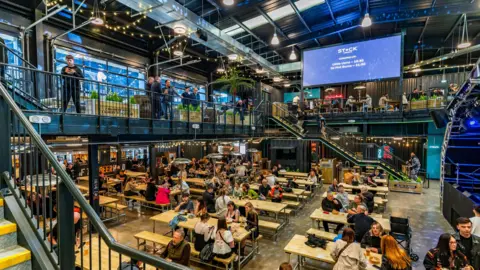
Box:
[61,55,84,113]
[347,205,374,242]
[151,76,162,119]
[162,230,191,266]
[258,179,271,200]
[191,87,200,108]
[161,79,179,120]
[321,192,343,233]
[203,184,216,213]
[181,86,192,107]
[361,186,375,213]
[454,217,480,269]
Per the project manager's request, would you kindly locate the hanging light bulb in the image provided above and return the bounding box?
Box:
[458,14,471,49]
[441,69,447,83]
[361,13,372,27]
[173,24,187,35]
[173,48,183,57]
[289,47,297,61]
[216,59,225,73]
[227,54,238,61]
[271,32,279,45]
[223,0,234,5]
[255,64,264,74]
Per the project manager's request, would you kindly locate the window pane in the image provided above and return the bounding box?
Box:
[108,62,127,75]
[84,55,106,70]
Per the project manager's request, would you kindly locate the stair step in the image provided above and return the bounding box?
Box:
[0,245,31,269]
[0,219,17,250]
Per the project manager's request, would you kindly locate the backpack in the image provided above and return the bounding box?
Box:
[304,234,327,249]
[200,243,215,262]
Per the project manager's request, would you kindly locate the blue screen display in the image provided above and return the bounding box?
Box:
[302,35,402,87]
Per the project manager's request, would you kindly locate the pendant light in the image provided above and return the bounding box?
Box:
[361,1,372,28]
[91,0,104,25]
[289,47,297,60]
[458,14,471,49]
[441,69,447,83]
[216,58,225,73]
[223,0,234,5]
[271,32,279,45]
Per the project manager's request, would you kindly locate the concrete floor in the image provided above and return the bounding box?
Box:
[101,181,453,270]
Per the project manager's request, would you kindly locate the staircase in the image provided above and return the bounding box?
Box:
[270,102,406,180]
[0,198,32,270]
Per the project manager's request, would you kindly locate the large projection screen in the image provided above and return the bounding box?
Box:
[302,35,402,87]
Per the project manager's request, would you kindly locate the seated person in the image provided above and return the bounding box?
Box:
[242,183,258,199]
[143,178,157,201]
[361,187,375,213]
[175,193,194,214]
[194,198,207,217]
[335,185,349,212]
[347,205,374,243]
[225,201,240,223]
[307,170,318,186]
[203,184,216,213]
[321,192,343,233]
[328,178,340,192]
[213,218,236,259]
[258,179,271,201]
[162,175,175,188]
[118,259,142,270]
[343,169,354,185]
[347,195,367,215]
[124,178,139,204]
[161,229,191,266]
[241,202,259,255]
[361,222,386,254]
[194,213,215,252]
[155,182,171,205]
[268,182,283,203]
[232,182,243,198]
[365,175,378,187]
[371,169,384,179]
[114,170,127,192]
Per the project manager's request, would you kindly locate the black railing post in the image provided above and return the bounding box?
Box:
[88,143,100,215]
[57,181,75,269]
[0,97,11,189]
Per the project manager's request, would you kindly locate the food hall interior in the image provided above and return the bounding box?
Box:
[1,0,480,270]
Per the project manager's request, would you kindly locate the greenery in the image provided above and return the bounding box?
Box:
[106,92,123,102]
[211,69,256,97]
[130,96,136,105]
[189,104,200,112]
[389,174,422,183]
[90,91,98,100]
[226,111,234,116]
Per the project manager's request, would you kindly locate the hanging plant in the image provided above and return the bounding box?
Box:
[211,69,256,99]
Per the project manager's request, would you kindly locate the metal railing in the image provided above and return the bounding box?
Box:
[0,63,261,129]
[0,82,189,269]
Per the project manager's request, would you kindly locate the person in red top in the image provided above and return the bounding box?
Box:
[155,182,171,205]
[269,182,283,203]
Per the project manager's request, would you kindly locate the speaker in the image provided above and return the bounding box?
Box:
[430,110,450,129]
[195,28,208,42]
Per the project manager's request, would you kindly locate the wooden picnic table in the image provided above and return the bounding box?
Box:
[372,177,387,185]
[276,177,315,186]
[20,185,57,194]
[78,176,89,181]
[341,183,389,193]
[74,196,119,207]
[136,184,181,196]
[124,170,146,178]
[251,183,305,202]
[321,191,384,206]
[172,177,206,187]
[284,234,382,270]
[279,171,308,178]
[229,198,287,223]
[309,209,391,232]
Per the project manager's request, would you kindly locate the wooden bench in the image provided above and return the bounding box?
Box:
[306,228,337,241]
[119,195,170,211]
[189,188,205,195]
[103,203,128,222]
[134,231,236,270]
[258,220,281,241]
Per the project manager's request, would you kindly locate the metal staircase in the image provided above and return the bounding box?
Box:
[270,102,406,180]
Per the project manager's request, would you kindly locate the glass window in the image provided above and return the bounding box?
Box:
[108,62,127,76]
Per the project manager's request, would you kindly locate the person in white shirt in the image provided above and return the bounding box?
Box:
[213,218,236,259]
[266,173,276,187]
[292,95,300,106]
[345,96,356,111]
[215,188,231,217]
[335,185,350,212]
[307,170,318,185]
[193,213,214,252]
[235,165,247,177]
[470,205,480,237]
[362,94,372,112]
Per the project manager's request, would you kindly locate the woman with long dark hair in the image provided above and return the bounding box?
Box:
[423,233,472,270]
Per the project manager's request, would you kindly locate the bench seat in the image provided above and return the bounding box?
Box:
[189,188,205,195]
[119,194,170,210]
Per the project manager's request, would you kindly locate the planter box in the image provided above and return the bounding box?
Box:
[428,99,443,108]
[410,100,427,110]
[84,99,139,118]
[226,114,234,125]
[389,180,422,194]
[189,111,201,122]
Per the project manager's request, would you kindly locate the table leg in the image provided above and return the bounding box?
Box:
[237,239,241,269]
[311,219,314,229]
[153,220,156,233]
[298,255,302,270]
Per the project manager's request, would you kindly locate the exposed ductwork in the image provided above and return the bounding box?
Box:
[117,0,281,76]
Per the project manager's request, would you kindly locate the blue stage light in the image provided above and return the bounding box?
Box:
[468,119,477,126]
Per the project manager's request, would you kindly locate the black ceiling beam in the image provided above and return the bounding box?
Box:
[444,14,465,42]
[325,0,343,42]
[277,3,480,49]
[230,17,269,47]
[255,6,288,39]
[286,0,320,46]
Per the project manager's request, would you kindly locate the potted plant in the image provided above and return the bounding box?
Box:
[225,110,234,125]
[410,95,427,110]
[188,104,201,122]
[428,94,442,108]
[177,104,188,121]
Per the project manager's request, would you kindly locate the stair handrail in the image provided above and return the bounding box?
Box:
[0,83,189,269]
[0,42,37,69]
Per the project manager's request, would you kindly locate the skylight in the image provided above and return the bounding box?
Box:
[243,15,269,29]
[295,0,325,11]
[267,5,295,21]
[223,25,240,33]
[227,28,245,36]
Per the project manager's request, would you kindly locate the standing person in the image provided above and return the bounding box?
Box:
[347,205,374,242]
[161,79,178,120]
[0,36,7,81]
[234,99,245,122]
[161,230,191,266]
[181,86,192,107]
[61,55,84,113]
[191,87,200,109]
[361,222,386,254]
[380,235,411,270]
[402,92,408,110]
[73,158,82,181]
[407,152,421,181]
[454,217,480,269]
[424,233,472,270]
[321,192,343,233]
[151,76,162,119]
[471,205,480,237]
[292,94,300,113]
[145,76,154,91]
[330,228,367,270]
[203,184,216,213]
[408,88,421,101]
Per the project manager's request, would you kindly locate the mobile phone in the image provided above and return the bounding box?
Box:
[372,265,380,269]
